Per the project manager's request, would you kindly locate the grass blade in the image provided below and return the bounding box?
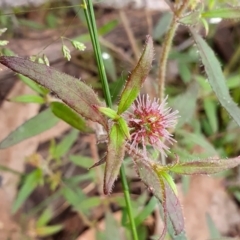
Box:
[0,108,59,149]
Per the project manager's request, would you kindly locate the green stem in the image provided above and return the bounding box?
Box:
[82,1,138,239]
[120,166,139,240]
[82,0,112,103]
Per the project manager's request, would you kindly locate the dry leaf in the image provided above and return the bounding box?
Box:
[178,175,240,240]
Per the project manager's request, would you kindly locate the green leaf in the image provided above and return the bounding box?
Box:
[50,102,92,132]
[77,197,102,213]
[61,186,87,210]
[161,174,184,237]
[118,117,130,140]
[37,208,54,227]
[0,40,8,46]
[170,156,240,175]
[177,130,218,156]
[190,28,240,128]
[179,11,201,25]
[0,56,108,129]
[0,108,59,149]
[134,197,158,227]
[12,169,43,213]
[206,213,221,238]
[36,225,62,237]
[153,12,173,41]
[203,98,218,133]
[178,61,191,83]
[202,7,240,19]
[109,75,127,103]
[63,172,95,185]
[52,129,79,159]
[105,211,121,240]
[18,74,49,95]
[98,107,120,119]
[9,94,45,104]
[173,82,199,128]
[69,155,93,169]
[161,171,177,195]
[104,123,126,194]
[133,157,184,237]
[117,35,154,114]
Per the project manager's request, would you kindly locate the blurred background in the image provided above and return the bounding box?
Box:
[1,0,240,239]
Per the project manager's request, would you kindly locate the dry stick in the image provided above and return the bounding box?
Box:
[158,0,190,165]
[144,8,153,36]
[99,37,134,65]
[119,10,140,62]
[224,44,240,76]
[158,0,191,102]
[158,16,179,102]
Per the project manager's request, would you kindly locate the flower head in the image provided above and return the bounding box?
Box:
[127,94,179,156]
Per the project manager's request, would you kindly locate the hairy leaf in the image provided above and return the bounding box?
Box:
[170,156,240,175]
[179,11,201,25]
[190,28,240,128]
[0,56,108,129]
[133,157,184,237]
[117,35,154,114]
[18,74,49,95]
[104,123,126,194]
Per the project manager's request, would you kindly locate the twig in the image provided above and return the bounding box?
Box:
[119,10,140,62]
[158,0,191,101]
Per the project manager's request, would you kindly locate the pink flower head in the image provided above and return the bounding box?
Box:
[127,94,179,156]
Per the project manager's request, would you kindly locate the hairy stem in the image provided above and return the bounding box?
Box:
[158,0,190,101]
[158,16,178,101]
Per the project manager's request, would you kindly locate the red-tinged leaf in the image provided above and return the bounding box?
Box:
[0,56,108,129]
[170,156,240,175]
[161,173,184,236]
[104,123,126,194]
[133,156,184,238]
[117,35,154,114]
